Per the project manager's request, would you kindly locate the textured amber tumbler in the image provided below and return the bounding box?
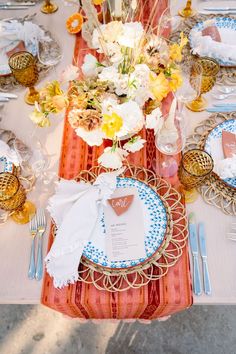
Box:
[8,51,39,105]
[0,173,35,224]
[178,149,214,190]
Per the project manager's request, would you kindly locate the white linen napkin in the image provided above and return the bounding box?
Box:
[215,154,236,179]
[0,140,19,166]
[46,168,125,288]
[0,20,51,69]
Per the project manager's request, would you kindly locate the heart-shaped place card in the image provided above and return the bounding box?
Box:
[222,130,236,158]
[108,194,134,216]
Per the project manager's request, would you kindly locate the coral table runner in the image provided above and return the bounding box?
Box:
[41,0,192,319]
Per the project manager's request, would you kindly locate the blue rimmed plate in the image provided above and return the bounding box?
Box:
[204,119,236,189]
[82,177,168,269]
[189,17,236,67]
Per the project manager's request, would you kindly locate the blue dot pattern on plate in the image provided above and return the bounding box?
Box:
[189,17,236,66]
[83,177,167,269]
[204,119,236,189]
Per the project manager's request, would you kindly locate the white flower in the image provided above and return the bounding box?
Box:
[115,101,144,137]
[98,65,118,82]
[101,96,119,115]
[81,54,99,78]
[106,42,123,64]
[92,21,123,52]
[117,22,144,48]
[60,64,79,82]
[75,127,104,146]
[128,64,152,107]
[123,136,146,153]
[98,147,128,169]
[146,107,163,134]
[99,65,129,96]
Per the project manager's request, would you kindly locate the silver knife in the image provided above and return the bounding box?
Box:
[207,107,236,112]
[189,213,202,296]
[199,223,211,295]
[0,5,29,9]
[0,93,17,99]
[203,7,236,11]
[0,2,35,6]
[0,97,9,102]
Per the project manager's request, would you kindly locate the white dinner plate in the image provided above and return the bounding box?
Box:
[82,177,168,269]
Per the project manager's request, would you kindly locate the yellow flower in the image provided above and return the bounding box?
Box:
[169,32,188,62]
[169,70,183,92]
[52,95,69,112]
[169,43,182,62]
[29,109,50,127]
[101,112,123,139]
[93,0,105,4]
[149,72,170,102]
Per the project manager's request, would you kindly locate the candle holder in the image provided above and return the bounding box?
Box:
[41,0,58,14]
[178,0,196,18]
[8,51,39,106]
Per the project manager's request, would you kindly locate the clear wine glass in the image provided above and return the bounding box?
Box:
[37,33,62,78]
[176,60,203,107]
[154,105,186,178]
[13,136,57,192]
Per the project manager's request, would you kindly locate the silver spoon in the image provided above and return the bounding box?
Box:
[212,93,236,100]
[217,86,236,94]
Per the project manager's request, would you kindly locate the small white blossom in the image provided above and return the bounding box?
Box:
[123,136,146,153]
[81,54,99,78]
[75,127,104,146]
[117,22,144,48]
[98,147,128,169]
[146,107,163,134]
[60,64,79,82]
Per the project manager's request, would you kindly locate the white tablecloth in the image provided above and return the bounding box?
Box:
[0,0,235,304]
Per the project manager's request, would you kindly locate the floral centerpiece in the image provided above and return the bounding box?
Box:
[30,1,187,169]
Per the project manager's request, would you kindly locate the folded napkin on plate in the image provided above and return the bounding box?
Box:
[0,140,19,166]
[191,32,236,63]
[46,168,124,288]
[0,20,51,67]
[215,154,236,179]
[191,19,236,64]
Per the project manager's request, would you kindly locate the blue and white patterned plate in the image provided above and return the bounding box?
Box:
[82,177,168,269]
[204,119,236,189]
[189,17,236,66]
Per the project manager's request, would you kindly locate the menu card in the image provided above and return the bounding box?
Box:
[104,187,146,262]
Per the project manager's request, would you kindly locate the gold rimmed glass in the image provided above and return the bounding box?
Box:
[178,0,196,18]
[41,0,58,14]
[186,57,220,112]
[178,149,214,203]
[0,172,36,224]
[8,51,39,105]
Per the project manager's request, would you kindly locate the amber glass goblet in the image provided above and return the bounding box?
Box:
[8,51,39,105]
[41,0,58,14]
[178,149,214,203]
[0,173,36,224]
[186,57,220,112]
[179,0,196,18]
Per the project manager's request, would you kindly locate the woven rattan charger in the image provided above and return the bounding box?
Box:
[52,165,188,292]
